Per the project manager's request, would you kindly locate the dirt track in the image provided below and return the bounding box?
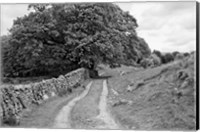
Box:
[19,76,120,129]
[53,81,93,128]
[95,80,118,129]
[57,79,119,129]
[18,62,195,130]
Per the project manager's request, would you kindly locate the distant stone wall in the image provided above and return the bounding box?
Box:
[0,68,89,126]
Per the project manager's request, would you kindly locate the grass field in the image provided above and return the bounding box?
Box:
[106,54,196,130]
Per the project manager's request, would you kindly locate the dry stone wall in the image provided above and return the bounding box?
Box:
[0,68,89,126]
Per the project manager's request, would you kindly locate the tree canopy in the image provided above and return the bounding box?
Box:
[2,3,151,77]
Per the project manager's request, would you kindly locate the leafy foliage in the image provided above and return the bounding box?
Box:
[153,50,162,59]
[152,50,175,64]
[2,3,151,77]
[162,53,174,63]
[140,53,161,68]
[150,54,161,66]
[140,58,153,68]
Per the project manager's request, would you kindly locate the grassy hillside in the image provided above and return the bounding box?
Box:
[106,53,196,130]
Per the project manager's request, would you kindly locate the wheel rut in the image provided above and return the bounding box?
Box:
[54,79,119,129]
[53,81,93,128]
[95,80,119,129]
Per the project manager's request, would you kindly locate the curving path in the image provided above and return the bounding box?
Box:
[54,79,119,129]
[53,81,93,128]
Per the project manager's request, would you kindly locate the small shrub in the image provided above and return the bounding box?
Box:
[183,52,190,57]
[162,53,174,63]
[153,50,162,59]
[175,53,184,60]
[151,54,161,66]
[140,59,145,68]
[172,51,180,58]
[140,58,152,68]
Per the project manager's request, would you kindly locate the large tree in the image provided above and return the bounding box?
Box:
[2,3,151,77]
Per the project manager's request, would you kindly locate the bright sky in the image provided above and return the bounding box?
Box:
[0,2,196,52]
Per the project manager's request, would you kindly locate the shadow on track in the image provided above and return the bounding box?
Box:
[91,75,112,80]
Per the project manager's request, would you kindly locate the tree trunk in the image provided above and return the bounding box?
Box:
[88,61,99,78]
[88,69,98,78]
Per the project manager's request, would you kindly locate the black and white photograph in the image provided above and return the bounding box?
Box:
[0,1,198,130]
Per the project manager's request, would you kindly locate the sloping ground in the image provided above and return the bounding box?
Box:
[107,54,196,130]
